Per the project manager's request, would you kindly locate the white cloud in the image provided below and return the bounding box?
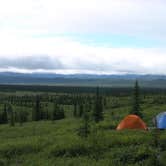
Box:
[0,36,165,74]
[1,0,166,37]
[0,0,166,74]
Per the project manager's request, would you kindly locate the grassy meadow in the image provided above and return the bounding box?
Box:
[0,87,165,165]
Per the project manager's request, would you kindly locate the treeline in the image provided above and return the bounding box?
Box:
[78,81,143,138]
[0,97,66,126]
[0,84,166,95]
[0,81,165,130]
[0,87,105,128]
[0,94,95,107]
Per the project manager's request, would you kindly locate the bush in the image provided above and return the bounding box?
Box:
[0,139,43,159]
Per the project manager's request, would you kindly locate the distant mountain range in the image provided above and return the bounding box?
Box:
[0,72,166,87]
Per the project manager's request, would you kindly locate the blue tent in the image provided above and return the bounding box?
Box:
[156,112,166,129]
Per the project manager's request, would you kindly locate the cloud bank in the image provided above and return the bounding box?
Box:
[0,0,166,74]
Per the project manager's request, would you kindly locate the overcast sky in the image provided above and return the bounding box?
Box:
[0,0,166,74]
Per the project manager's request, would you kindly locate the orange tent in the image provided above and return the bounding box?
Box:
[116,114,147,130]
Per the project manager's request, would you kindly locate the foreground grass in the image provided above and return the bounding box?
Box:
[0,117,165,166]
[0,96,166,166]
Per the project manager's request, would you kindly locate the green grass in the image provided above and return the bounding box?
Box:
[0,93,165,165]
[0,117,165,165]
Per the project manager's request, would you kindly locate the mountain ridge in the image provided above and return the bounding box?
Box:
[0,72,166,87]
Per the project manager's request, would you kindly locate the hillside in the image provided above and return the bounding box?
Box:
[0,72,166,87]
[0,91,165,165]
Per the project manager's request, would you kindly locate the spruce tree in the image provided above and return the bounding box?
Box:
[131,80,142,118]
[18,111,23,126]
[73,99,77,117]
[1,103,8,124]
[59,107,65,119]
[78,102,84,117]
[78,110,90,138]
[45,109,49,120]
[32,95,41,121]
[93,87,103,123]
[51,103,58,121]
[51,103,65,121]
[8,104,15,126]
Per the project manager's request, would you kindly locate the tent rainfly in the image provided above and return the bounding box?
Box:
[116,114,147,130]
[155,112,166,129]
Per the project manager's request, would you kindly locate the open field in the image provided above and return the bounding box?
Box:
[0,86,165,165]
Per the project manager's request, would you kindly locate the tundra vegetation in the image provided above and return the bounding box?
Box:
[0,83,165,165]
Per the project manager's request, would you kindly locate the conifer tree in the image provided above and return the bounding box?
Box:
[73,98,77,117]
[59,107,65,119]
[32,95,41,121]
[87,98,92,112]
[93,87,103,123]
[78,102,84,117]
[73,103,77,117]
[1,103,8,124]
[45,109,49,120]
[78,110,90,138]
[51,103,58,121]
[131,80,142,118]
[8,104,15,126]
[18,111,23,126]
[51,103,65,121]
[103,96,107,108]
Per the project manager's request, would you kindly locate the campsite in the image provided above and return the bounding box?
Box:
[1,0,166,165]
[0,83,165,165]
